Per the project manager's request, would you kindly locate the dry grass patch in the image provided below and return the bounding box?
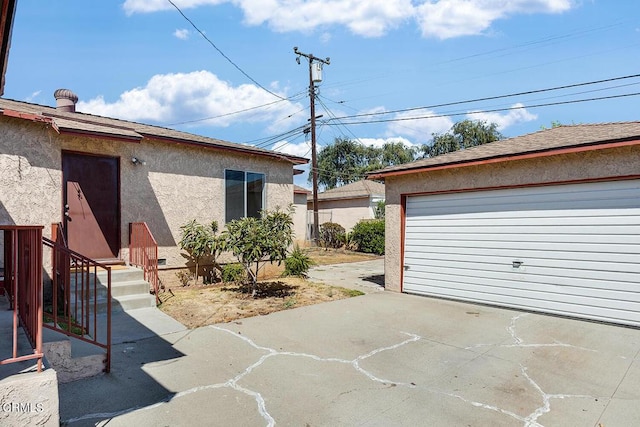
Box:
[156,249,377,328]
[158,277,362,329]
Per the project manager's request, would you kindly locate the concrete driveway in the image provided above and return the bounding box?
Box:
[59,261,640,426]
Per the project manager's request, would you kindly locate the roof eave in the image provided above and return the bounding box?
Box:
[140,133,309,165]
[0,0,17,96]
[367,138,640,180]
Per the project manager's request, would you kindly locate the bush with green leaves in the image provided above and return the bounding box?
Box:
[178,220,222,284]
[221,206,294,296]
[350,219,385,255]
[221,263,246,283]
[283,245,314,277]
[319,222,345,250]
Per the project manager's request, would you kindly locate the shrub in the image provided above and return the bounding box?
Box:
[319,222,345,249]
[283,245,314,277]
[350,219,385,255]
[221,263,245,283]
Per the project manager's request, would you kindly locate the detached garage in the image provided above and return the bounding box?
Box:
[369,122,640,327]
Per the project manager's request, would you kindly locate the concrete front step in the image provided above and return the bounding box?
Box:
[41,327,106,383]
[69,266,156,314]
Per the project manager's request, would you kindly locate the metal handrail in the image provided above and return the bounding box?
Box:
[129,222,159,304]
[0,226,44,372]
[42,237,112,373]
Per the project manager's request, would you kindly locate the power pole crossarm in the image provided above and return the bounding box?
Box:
[294,46,330,246]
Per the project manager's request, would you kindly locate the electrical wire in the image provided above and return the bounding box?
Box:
[167,0,285,100]
[325,73,640,122]
[327,92,640,126]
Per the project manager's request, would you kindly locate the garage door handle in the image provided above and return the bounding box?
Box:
[512,261,523,268]
[404,265,410,271]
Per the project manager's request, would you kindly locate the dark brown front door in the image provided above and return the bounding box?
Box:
[62,152,120,260]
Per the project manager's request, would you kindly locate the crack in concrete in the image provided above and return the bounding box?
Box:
[63,314,600,426]
[62,328,420,426]
[465,313,597,353]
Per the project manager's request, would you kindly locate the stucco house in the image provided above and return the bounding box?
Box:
[307,179,384,234]
[368,122,640,328]
[293,185,310,244]
[0,91,308,269]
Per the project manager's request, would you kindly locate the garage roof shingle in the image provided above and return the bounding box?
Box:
[368,122,640,178]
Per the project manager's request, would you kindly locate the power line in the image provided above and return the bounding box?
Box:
[166,91,307,126]
[166,0,285,100]
[326,73,640,123]
[327,92,640,126]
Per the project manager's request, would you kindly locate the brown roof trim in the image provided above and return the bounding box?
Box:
[2,108,60,132]
[368,138,640,179]
[58,128,143,143]
[0,97,310,164]
[0,0,17,96]
[140,133,308,164]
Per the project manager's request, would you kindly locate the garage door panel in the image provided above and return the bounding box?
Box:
[404,259,639,286]
[404,271,640,303]
[404,244,640,265]
[403,285,640,326]
[406,239,640,256]
[407,182,640,216]
[403,179,640,327]
[404,283,640,314]
[406,232,640,245]
[407,224,639,235]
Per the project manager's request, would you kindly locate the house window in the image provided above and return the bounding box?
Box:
[225,170,265,222]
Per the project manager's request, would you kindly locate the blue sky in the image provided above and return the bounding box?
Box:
[4,1,640,188]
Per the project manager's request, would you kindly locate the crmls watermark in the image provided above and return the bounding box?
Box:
[0,401,45,413]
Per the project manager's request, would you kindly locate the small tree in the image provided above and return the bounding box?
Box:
[221,207,294,297]
[318,222,345,250]
[178,220,222,285]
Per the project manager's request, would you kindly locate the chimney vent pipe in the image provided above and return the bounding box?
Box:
[54,89,78,112]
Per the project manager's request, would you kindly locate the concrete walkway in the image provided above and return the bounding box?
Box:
[307,258,385,294]
[58,262,640,426]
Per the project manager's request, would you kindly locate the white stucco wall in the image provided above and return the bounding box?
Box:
[383,145,640,292]
[307,197,375,232]
[0,115,296,268]
[293,192,308,245]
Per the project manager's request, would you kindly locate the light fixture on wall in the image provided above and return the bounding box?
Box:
[131,157,146,166]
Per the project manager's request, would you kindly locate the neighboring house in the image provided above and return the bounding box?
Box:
[0,91,308,269]
[293,185,310,245]
[368,122,640,328]
[307,180,385,233]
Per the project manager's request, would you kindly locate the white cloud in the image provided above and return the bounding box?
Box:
[123,0,575,39]
[174,28,190,39]
[386,110,455,144]
[272,140,311,158]
[467,103,537,130]
[272,140,311,187]
[25,90,41,103]
[77,70,303,130]
[415,0,574,39]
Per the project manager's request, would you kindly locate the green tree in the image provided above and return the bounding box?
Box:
[178,220,222,285]
[315,138,417,189]
[221,207,294,297]
[315,137,369,189]
[421,120,503,158]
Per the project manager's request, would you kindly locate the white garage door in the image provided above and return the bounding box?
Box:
[403,179,640,327]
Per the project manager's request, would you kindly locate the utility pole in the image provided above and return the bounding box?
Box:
[294,46,330,245]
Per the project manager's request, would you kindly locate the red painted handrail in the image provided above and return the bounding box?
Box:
[129,222,159,305]
[0,226,44,372]
[42,236,112,373]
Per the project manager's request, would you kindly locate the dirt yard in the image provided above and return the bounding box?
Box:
[157,249,380,328]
